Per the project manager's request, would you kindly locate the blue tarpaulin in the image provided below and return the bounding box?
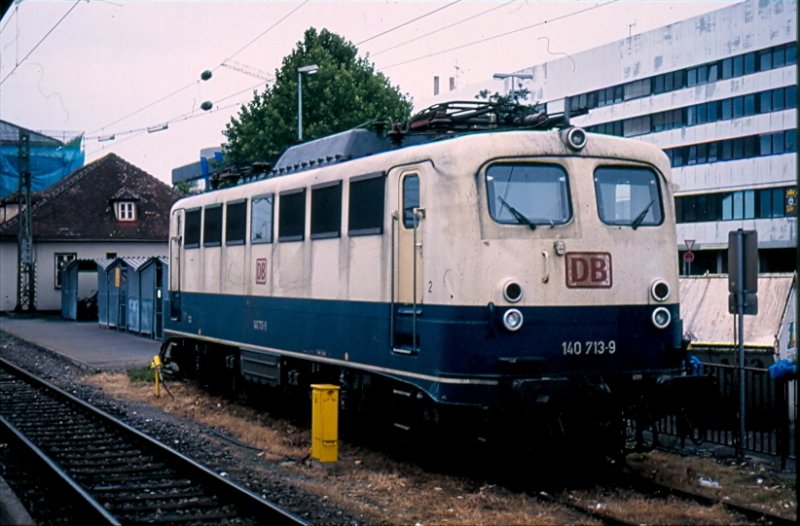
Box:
[0,130,84,198]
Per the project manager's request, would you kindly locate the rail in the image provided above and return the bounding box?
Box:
[0,357,309,526]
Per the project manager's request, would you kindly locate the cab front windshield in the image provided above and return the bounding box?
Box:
[486,163,571,226]
[594,166,663,228]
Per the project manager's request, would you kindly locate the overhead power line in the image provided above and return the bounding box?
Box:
[85,80,264,142]
[85,97,251,160]
[371,0,517,57]
[356,0,463,46]
[380,0,620,70]
[90,0,308,136]
[0,0,81,87]
[219,0,309,66]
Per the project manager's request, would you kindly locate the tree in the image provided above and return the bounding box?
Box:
[223,28,413,168]
[475,87,532,105]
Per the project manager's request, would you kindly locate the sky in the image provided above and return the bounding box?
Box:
[0,0,736,185]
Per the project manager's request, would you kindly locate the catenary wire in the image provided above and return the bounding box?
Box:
[47,1,612,152]
[89,0,308,136]
[0,0,81,87]
[370,0,517,58]
[85,98,248,158]
[380,0,619,70]
[85,80,265,141]
[356,0,463,46]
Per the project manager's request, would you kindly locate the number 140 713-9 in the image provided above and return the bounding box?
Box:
[562,340,617,355]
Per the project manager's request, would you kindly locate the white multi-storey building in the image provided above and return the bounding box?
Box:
[444,0,797,274]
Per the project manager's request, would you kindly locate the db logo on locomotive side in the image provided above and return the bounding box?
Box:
[255,258,268,284]
[565,252,612,288]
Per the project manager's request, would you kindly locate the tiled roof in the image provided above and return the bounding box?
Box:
[0,153,180,241]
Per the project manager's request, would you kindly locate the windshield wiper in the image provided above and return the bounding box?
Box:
[498,196,536,230]
[630,200,655,230]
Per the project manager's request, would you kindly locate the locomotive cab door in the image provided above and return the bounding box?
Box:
[168,209,183,321]
[393,171,424,353]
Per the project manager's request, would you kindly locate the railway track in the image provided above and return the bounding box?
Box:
[0,357,308,526]
[534,469,796,526]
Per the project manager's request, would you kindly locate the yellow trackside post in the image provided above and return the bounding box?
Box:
[310,384,339,462]
[151,355,162,398]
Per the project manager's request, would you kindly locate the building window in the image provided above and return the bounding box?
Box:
[115,201,136,221]
[310,181,342,239]
[55,252,77,288]
[677,186,796,223]
[570,41,795,121]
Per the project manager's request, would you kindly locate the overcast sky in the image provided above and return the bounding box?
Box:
[0,0,734,185]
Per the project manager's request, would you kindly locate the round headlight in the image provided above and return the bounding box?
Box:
[564,127,587,151]
[651,307,671,329]
[502,308,524,332]
[503,281,523,303]
[650,280,671,302]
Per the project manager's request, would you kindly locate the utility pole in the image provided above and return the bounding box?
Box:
[15,130,36,312]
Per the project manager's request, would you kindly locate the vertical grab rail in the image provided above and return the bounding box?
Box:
[390,212,397,349]
[411,207,425,354]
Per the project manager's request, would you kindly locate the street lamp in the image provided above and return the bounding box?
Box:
[493,72,533,98]
[297,64,319,142]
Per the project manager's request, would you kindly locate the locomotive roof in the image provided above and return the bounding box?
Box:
[240,100,580,184]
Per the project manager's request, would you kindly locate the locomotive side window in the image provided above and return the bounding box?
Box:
[185,208,201,248]
[594,166,663,228]
[251,194,274,244]
[279,188,306,242]
[225,200,247,246]
[349,172,385,236]
[311,181,342,239]
[203,204,222,247]
[485,163,571,226]
[402,174,420,228]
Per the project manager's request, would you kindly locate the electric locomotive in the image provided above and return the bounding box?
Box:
[161,101,707,456]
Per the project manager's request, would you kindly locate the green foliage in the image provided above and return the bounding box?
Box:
[223,28,413,168]
[127,366,155,384]
[173,181,193,196]
[476,87,531,105]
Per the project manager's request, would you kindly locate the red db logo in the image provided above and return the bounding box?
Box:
[255,258,267,284]
[566,252,612,288]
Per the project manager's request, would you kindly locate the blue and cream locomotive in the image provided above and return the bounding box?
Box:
[162,101,704,455]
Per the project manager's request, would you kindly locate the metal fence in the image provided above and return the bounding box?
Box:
[655,361,796,466]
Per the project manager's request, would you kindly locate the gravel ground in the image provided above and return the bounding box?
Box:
[1,329,796,525]
[0,331,365,524]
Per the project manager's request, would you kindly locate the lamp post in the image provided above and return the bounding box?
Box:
[297,64,319,142]
[492,72,533,99]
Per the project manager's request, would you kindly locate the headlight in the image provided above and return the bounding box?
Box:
[650,280,671,302]
[651,307,671,329]
[563,127,587,151]
[503,281,523,303]
[502,308,524,332]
